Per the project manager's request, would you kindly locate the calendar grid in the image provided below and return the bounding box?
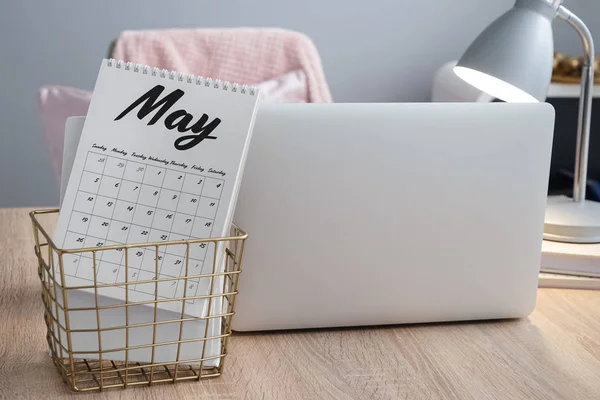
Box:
[62,150,226,302]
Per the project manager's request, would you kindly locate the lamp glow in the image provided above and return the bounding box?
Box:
[453,66,539,103]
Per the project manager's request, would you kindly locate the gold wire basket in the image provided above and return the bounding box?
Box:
[30,208,247,392]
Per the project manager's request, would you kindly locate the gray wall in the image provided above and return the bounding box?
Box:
[0,0,597,207]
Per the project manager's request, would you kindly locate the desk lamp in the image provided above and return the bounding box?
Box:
[454,0,599,243]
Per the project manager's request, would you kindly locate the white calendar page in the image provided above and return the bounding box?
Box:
[54,59,259,317]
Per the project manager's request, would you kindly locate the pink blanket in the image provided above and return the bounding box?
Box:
[112,28,332,103]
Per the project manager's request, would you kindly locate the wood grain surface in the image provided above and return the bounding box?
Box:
[1,208,600,399]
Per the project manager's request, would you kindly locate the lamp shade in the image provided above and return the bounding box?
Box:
[454,0,557,102]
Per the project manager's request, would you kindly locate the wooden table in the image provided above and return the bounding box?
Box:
[2,208,600,399]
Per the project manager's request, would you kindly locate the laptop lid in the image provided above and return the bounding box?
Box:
[233,103,555,331]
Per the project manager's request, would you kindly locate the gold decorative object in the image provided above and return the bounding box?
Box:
[552,52,600,83]
[30,208,247,392]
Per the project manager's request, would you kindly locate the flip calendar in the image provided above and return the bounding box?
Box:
[53,59,259,317]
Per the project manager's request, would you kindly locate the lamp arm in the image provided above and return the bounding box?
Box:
[557,6,595,203]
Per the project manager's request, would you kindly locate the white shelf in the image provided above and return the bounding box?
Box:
[546,82,600,98]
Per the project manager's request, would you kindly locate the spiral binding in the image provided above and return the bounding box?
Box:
[106,58,257,96]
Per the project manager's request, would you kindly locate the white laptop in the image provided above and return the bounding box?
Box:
[62,103,555,332]
[232,103,555,331]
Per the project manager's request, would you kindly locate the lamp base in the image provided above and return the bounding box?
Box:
[544,195,600,243]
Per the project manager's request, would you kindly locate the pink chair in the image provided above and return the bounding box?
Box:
[38,28,332,183]
[112,28,332,103]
